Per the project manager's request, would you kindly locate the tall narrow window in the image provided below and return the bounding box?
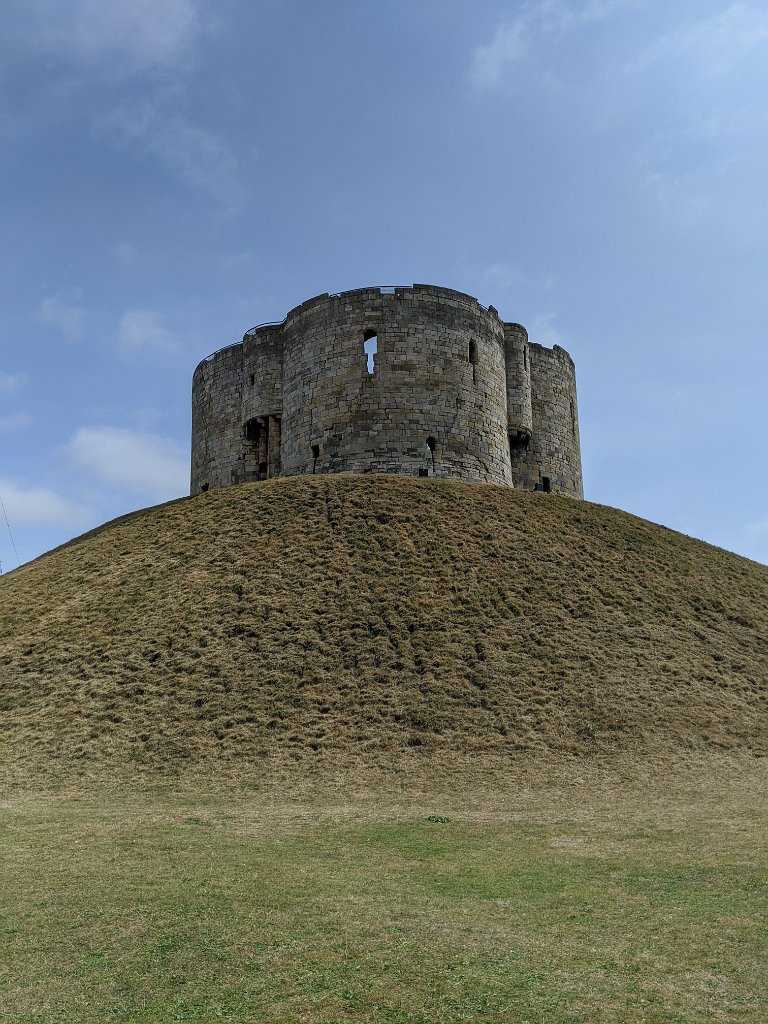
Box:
[311,444,320,474]
[468,339,477,383]
[426,435,436,472]
[542,476,551,494]
[523,346,527,370]
[363,330,378,375]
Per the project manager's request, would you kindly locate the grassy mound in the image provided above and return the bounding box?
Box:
[1,475,766,774]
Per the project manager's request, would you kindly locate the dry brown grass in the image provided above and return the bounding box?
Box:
[1,474,766,780]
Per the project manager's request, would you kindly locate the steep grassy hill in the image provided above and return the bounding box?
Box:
[1,475,766,775]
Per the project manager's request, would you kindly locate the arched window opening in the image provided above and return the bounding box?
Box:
[363,330,378,375]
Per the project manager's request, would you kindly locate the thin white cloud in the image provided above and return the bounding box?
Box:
[0,372,26,393]
[744,518,768,538]
[470,0,642,91]
[643,170,712,227]
[627,3,768,75]
[0,413,32,431]
[470,22,527,91]
[118,309,180,358]
[113,242,139,266]
[14,0,201,71]
[102,103,248,210]
[0,476,90,528]
[39,289,87,340]
[530,312,561,347]
[65,426,188,502]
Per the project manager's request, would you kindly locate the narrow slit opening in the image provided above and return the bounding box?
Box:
[363,330,378,374]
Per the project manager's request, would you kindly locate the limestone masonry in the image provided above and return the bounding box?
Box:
[191,284,583,497]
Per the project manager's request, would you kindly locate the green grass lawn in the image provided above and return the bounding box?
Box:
[1,757,766,1023]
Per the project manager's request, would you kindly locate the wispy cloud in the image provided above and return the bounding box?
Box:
[113,242,139,266]
[0,372,26,393]
[0,476,90,528]
[643,170,713,227]
[65,426,188,502]
[470,0,642,91]
[628,3,768,76]
[0,413,32,431]
[470,22,527,91]
[117,309,180,359]
[744,517,768,538]
[530,312,561,347]
[14,0,202,72]
[39,289,87,340]
[102,103,248,210]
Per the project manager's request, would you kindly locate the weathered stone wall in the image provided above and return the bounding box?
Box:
[191,344,242,491]
[510,344,583,497]
[279,286,511,483]
[503,322,533,440]
[190,284,583,498]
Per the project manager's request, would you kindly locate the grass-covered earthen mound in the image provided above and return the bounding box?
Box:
[1,475,766,772]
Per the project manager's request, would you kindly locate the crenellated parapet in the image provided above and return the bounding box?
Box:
[191,284,583,497]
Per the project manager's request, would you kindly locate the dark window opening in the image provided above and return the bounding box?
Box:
[201,483,209,493]
[468,339,477,383]
[426,436,436,472]
[418,467,429,477]
[509,430,530,451]
[570,398,576,434]
[523,346,527,370]
[542,476,551,493]
[363,330,378,375]
[247,374,255,386]
[311,443,320,474]
[244,417,270,480]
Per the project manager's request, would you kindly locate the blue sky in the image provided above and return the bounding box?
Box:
[1,0,766,569]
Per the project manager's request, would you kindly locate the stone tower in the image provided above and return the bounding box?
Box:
[191,284,583,497]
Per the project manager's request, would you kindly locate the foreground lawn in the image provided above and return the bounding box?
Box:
[1,758,766,1023]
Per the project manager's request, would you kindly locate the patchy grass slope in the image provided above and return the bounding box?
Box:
[1,475,766,772]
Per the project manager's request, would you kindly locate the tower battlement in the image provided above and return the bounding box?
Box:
[191,284,583,497]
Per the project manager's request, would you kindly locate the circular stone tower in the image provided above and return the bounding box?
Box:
[191,284,583,497]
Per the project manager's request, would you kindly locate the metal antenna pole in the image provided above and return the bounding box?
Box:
[0,492,20,568]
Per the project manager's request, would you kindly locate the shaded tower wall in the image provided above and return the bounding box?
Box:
[502,322,534,489]
[241,326,283,482]
[279,286,512,484]
[191,344,242,492]
[511,344,583,497]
